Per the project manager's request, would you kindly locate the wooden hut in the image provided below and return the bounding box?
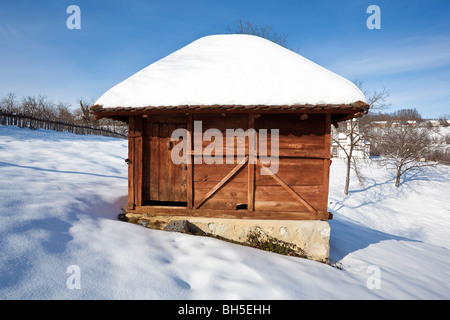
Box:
[91,35,368,223]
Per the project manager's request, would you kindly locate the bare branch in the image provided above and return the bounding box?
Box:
[374,125,437,187]
[227,20,289,48]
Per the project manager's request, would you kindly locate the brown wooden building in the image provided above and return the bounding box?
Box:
[91,35,368,222]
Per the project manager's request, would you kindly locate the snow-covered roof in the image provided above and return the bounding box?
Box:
[95,34,366,109]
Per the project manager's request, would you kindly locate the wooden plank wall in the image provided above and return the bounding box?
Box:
[128,112,332,220]
[254,113,328,214]
[193,114,249,210]
[142,115,187,204]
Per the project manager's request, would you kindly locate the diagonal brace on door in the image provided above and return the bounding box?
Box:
[193,156,249,209]
[256,158,318,215]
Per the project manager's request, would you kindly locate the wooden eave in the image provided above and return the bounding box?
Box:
[90,101,369,124]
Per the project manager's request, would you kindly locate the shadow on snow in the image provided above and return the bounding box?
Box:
[0,161,126,180]
[328,213,421,262]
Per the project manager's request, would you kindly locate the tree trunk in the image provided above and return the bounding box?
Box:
[344,147,353,195]
[395,167,402,187]
[344,160,351,195]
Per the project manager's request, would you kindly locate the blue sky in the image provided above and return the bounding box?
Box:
[0,0,449,118]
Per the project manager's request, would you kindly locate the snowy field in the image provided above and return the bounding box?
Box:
[0,125,449,300]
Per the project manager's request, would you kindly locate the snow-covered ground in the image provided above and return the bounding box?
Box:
[0,125,449,299]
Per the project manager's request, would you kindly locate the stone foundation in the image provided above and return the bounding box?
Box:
[126,213,330,262]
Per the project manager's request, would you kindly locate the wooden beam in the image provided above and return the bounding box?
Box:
[187,150,331,159]
[127,116,136,210]
[149,122,160,201]
[186,114,193,209]
[322,113,332,213]
[128,206,319,220]
[277,150,332,159]
[92,107,365,118]
[134,116,144,207]
[248,114,255,211]
[193,156,248,209]
[256,158,318,215]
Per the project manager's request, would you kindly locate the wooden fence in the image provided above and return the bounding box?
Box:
[0,109,127,139]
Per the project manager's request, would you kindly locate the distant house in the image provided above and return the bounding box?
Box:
[426,120,441,127]
[372,121,387,128]
[331,120,370,159]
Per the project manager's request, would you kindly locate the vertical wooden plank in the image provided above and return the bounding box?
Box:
[248,113,255,211]
[158,123,166,200]
[322,113,332,215]
[142,121,151,202]
[187,114,193,209]
[150,122,159,201]
[159,123,170,201]
[134,116,144,207]
[167,123,178,200]
[127,116,136,210]
[175,123,188,202]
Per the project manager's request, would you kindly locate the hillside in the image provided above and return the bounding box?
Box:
[0,126,449,299]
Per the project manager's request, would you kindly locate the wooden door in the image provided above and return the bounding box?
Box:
[143,117,187,205]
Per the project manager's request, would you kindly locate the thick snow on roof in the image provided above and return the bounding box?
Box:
[95,34,366,108]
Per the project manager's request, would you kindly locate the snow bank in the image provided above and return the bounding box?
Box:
[0,126,449,299]
[95,34,366,108]
[328,159,450,299]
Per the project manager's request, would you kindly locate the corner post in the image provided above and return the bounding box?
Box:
[187,114,193,209]
[248,113,255,211]
[127,116,144,210]
[322,113,332,218]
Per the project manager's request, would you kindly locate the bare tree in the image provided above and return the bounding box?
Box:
[332,82,390,195]
[20,95,58,119]
[332,120,368,195]
[56,102,75,123]
[0,93,19,112]
[354,80,390,112]
[376,123,436,187]
[79,100,98,126]
[227,20,289,48]
[20,96,39,117]
[391,108,422,122]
